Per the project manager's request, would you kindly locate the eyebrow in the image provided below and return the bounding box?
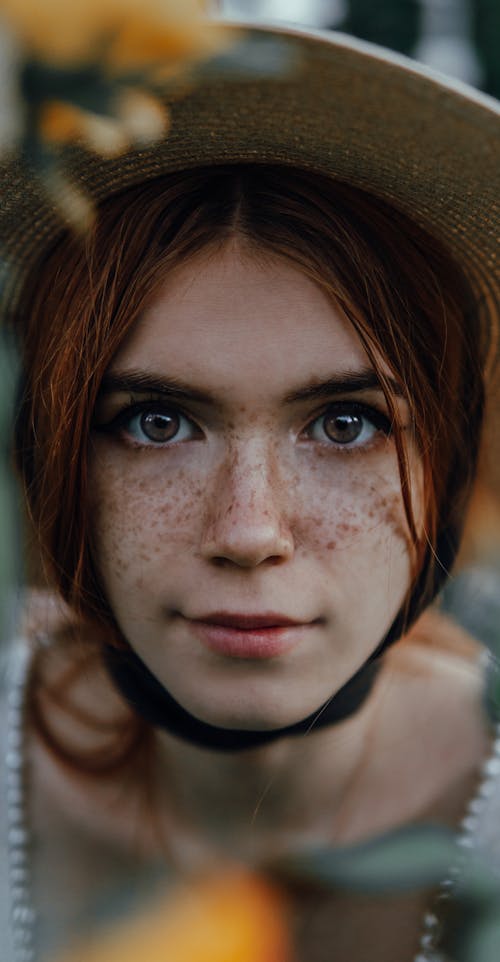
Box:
[283,370,404,403]
[99,367,404,406]
[100,371,215,405]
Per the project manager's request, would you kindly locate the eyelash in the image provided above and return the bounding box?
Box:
[95,399,392,451]
[94,399,201,447]
[303,401,392,452]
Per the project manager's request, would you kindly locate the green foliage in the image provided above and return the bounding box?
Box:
[338,0,421,57]
[444,902,500,962]
[273,824,500,960]
[274,824,457,893]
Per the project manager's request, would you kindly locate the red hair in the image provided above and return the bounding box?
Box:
[14,165,484,638]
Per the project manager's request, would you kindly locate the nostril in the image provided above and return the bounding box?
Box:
[209,537,294,568]
[211,556,230,568]
[267,554,289,566]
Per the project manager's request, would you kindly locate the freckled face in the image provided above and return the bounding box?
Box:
[89,245,420,730]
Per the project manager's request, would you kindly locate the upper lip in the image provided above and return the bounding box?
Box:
[188,612,308,629]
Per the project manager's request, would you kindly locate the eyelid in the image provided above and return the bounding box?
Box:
[303,399,392,432]
[300,399,394,452]
[93,396,202,437]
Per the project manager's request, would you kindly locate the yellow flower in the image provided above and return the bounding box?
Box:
[39,102,128,155]
[0,0,227,69]
[115,89,171,142]
[0,0,237,225]
[53,869,292,962]
[39,92,170,154]
[41,168,96,234]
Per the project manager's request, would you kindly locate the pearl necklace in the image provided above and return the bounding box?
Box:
[6,641,37,962]
[415,651,500,961]
[5,641,500,962]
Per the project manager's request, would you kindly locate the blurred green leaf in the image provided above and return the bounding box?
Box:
[272,824,458,894]
[483,651,500,723]
[457,851,500,904]
[445,903,500,962]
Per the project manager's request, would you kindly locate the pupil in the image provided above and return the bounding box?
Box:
[324,412,363,444]
[140,410,178,442]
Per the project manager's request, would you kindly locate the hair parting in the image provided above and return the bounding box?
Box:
[13,164,485,770]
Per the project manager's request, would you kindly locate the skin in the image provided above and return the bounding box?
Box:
[89,240,417,733]
[28,242,489,962]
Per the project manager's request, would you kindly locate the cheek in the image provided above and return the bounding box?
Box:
[88,452,204,588]
[290,457,412,560]
[289,461,416,639]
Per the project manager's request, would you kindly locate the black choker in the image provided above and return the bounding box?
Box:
[102,644,382,752]
[100,523,461,752]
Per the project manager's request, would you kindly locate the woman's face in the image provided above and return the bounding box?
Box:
[89,243,420,730]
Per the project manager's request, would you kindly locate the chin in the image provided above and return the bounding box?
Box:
[178,692,318,732]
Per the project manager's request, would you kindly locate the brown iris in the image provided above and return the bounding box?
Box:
[323,412,363,444]
[140,409,179,443]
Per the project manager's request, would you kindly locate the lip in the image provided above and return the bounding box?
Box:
[190,611,306,629]
[185,611,314,660]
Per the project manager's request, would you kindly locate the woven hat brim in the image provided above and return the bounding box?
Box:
[2,22,500,485]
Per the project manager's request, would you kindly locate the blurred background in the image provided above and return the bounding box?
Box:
[0,6,498,752]
[1,4,499,961]
[223,0,500,97]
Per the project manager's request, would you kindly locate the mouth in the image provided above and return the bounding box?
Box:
[184,611,317,660]
[192,611,307,629]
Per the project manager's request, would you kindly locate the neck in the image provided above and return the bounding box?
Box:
[102,643,382,752]
[150,675,387,865]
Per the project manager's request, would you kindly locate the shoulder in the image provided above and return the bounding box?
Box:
[397,611,500,878]
[387,607,486,710]
[377,609,491,823]
[389,607,488,746]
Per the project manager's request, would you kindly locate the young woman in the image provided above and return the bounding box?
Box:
[1,20,499,962]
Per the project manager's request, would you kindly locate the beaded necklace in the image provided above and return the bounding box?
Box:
[415,711,500,960]
[6,642,37,962]
[6,640,500,962]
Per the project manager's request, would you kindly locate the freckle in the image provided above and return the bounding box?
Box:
[338,520,362,539]
[326,541,336,550]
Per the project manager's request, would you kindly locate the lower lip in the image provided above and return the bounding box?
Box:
[189,622,309,659]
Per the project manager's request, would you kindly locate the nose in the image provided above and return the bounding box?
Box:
[200,442,294,568]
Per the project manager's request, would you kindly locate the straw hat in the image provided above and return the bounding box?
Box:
[1,21,500,482]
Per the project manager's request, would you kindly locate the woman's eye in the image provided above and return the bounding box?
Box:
[119,405,198,446]
[306,404,390,449]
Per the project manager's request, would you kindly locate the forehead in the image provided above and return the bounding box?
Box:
[110,244,376,399]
